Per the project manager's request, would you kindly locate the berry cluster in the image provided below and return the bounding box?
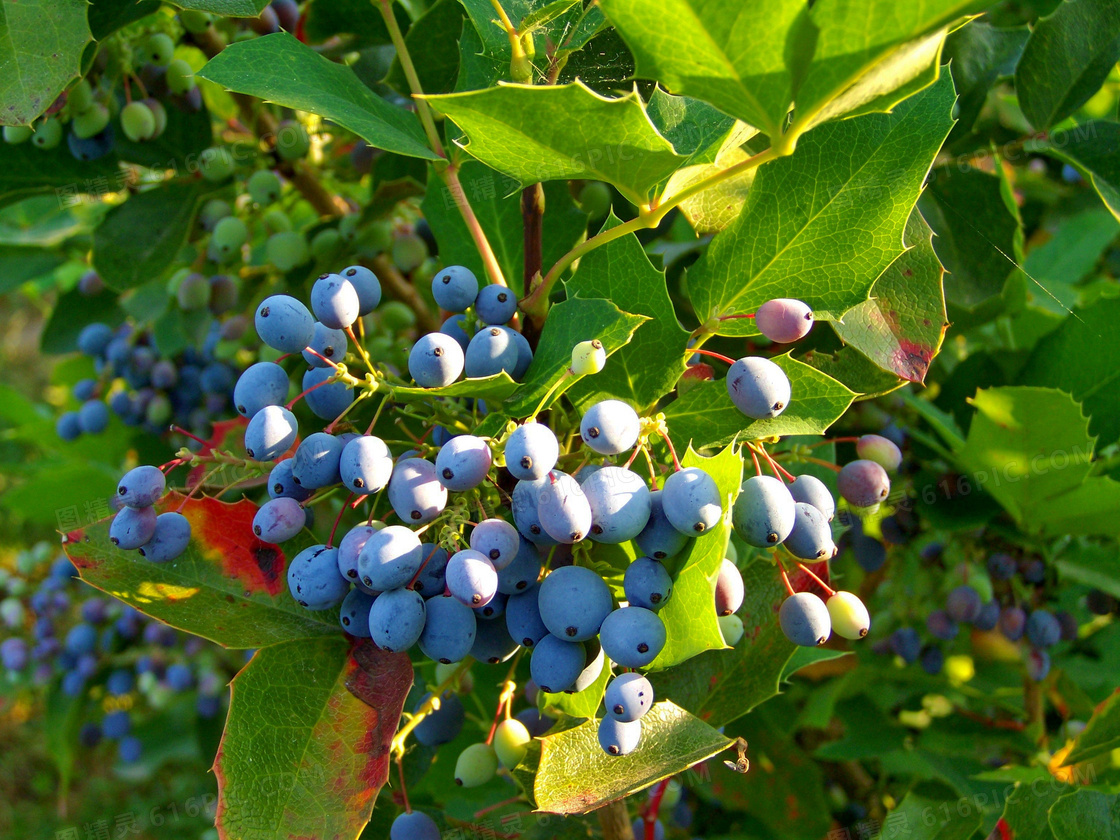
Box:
[0,543,231,765]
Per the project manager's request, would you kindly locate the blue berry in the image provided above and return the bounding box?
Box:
[598,716,641,756]
[78,400,110,433]
[926,609,958,641]
[311,273,360,329]
[581,466,651,543]
[418,594,477,664]
[624,558,672,610]
[357,525,424,591]
[446,549,498,607]
[117,465,166,508]
[889,627,921,663]
[339,436,393,494]
[291,432,344,489]
[661,467,722,536]
[505,422,559,481]
[369,588,427,651]
[726,356,790,419]
[110,506,158,549]
[537,470,593,543]
[57,411,82,440]
[464,326,519,378]
[497,536,542,594]
[784,502,835,560]
[432,265,479,311]
[301,367,353,420]
[505,583,549,647]
[390,810,441,840]
[635,490,690,560]
[580,400,640,455]
[435,434,492,491]
[255,295,314,353]
[252,497,306,543]
[599,606,666,667]
[474,285,517,325]
[413,543,450,598]
[336,524,384,585]
[302,322,348,368]
[537,565,612,641]
[779,592,831,646]
[837,460,891,509]
[469,518,519,569]
[440,314,472,350]
[470,616,519,663]
[409,332,465,387]
[604,672,654,722]
[244,405,299,461]
[287,545,348,610]
[733,474,796,546]
[387,458,448,524]
[787,474,835,522]
[414,691,464,746]
[529,633,586,693]
[138,512,192,562]
[78,323,114,357]
[1026,610,1061,648]
[946,585,982,624]
[268,459,313,502]
[341,266,381,314]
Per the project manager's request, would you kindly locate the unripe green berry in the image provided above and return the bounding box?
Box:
[211,216,249,262]
[68,79,94,113]
[826,591,870,640]
[263,208,292,234]
[198,146,235,183]
[72,103,110,139]
[179,10,212,33]
[310,228,342,260]
[145,33,176,66]
[166,59,196,95]
[274,119,309,160]
[391,233,427,272]
[3,125,33,144]
[142,98,167,138]
[493,719,532,769]
[454,743,498,788]
[718,613,744,646]
[247,169,282,205]
[177,272,211,310]
[31,118,63,149]
[266,231,309,272]
[579,181,611,219]
[571,339,606,375]
[120,101,157,142]
[199,199,232,232]
[380,300,416,333]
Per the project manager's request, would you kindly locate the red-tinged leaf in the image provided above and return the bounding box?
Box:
[214,637,413,840]
[186,417,262,491]
[63,494,338,649]
[833,210,948,384]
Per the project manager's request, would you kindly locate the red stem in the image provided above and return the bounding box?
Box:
[690,347,737,366]
[159,458,186,473]
[796,562,835,596]
[396,756,411,813]
[644,778,671,839]
[749,448,762,477]
[656,430,682,472]
[717,312,755,321]
[171,426,209,446]
[327,493,355,547]
[407,544,441,590]
[286,376,333,410]
[758,446,796,482]
[778,565,796,597]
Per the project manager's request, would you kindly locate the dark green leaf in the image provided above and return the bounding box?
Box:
[456,0,583,79]
[1014,0,1120,130]
[944,22,1030,137]
[1064,691,1120,765]
[1000,774,1073,840]
[502,297,648,418]
[114,96,214,170]
[169,0,269,16]
[888,782,985,840]
[0,245,65,294]
[92,179,216,291]
[1050,790,1120,840]
[649,442,742,669]
[1018,296,1120,447]
[688,74,956,334]
[0,128,120,208]
[420,159,586,297]
[215,638,413,840]
[921,167,1023,310]
[799,346,907,397]
[833,210,948,384]
[599,0,812,138]
[518,701,731,814]
[199,33,439,160]
[1040,120,1120,221]
[792,0,992,131]
[64,494,340,649]
[384,0,465,96]
[1021,207,1119,314]
[303,0,407,48]
[1056,542,1120,601]
[650,555,798,728]
[566,214,690,412]
[426,82,686,204]
[0,0,91,126]
[45,679,84,792]
[89,0,163,40]
[664,354,855,453]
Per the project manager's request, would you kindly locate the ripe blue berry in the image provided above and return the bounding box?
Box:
[255,295,314,353]
[779,592,831,646]
[635,490,690,560]
[599,606,666,667]
[598,716,641,756]
[387,458,448,524]
[537,565,613,641]
[357,525,424,591]
[369,588,427,651]
[784,502,835,560]
[537,470,593,543]
[252,497,306,543]
[432,265,479,311]
[409,332,465,387]
[605,672,654,722]
[287,545,348,610]
[733,474,795,546]
[117,465,166,508]
[435,434,492,491]
[138,512,192,562]
[475,284,517,325]
[788,474,835,522]
[341,265,381,314]
[726,356,790,419]
[580,400,640,455]
[464,326,519,378]
[582,466,651,543]
[661,467,722,536]
[623,557,672,610]
[339,436,393,494]
[418,594,477,664]
[505,422,559,481]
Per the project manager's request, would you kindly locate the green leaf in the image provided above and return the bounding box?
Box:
[1040,121,1120,222]
[888,782,985,840]
[502,297,648,418]
[384,0,465,96]
[1064,691,1120,765]
[0,0,91,126]
[650,555,799,728]
[92,180,216,291]
[89,0,163,41]
[944,22,1030,137]
[64,494,340,649]
[539,656,611,720]
[302,0,407,48]
[0,126,121,208]
[791,0,990,131]
[114,95,214,170]
[392,372,520,403]
[565,214,689,412]
[426,82,685,205]
[921,167,1023,310]
[833,209,948,384]
[420,159,586,297]
[215,638,413,840]
[45,679,84,794]
[199,33,439,161]
[799,346,907,398]
[1050,790,1120,840]
[1022,207,1119,314]
[456,0,584,78]
[0,244,65,294]
[1000,775,1073,840]
[169,0,269,16]
[957,387,1120,537]
[645,88,756,173]
[1018,296,1120,447]
[41,284,125,354]
[664,354,855,453]
[516,701,731,814]
[688,74,955,335]
[669,146,758,234]
[1056,542,1120,601]
[1014,0,1120,130]
[648,442,741,670]
[599,0,812,138]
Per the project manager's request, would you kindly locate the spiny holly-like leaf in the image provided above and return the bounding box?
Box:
[1064,691,1120,765]
[457,0,585,80]
[214,638,413,840]
[420,159,586,297]
[503,297,648,418]
[599,0,812,139]
[565,214,690,412]
[0,138,121,209]
[957,387,1120,537]
[425,82,686,205]
[169,0,269,16]
[1049,790,1120,840]
[63,494,339,649]
[1041,121,1120,222]
[384,0,465,97]
[664,354,856,453]
[1014,0,1120,131]
[799,346,908,398]
[645,88,754,179]
[0,0,90,126]
[393,372,520,404]
[1018,296,1120,448]
[514,701,731,814]
[648,442,742,670]
[791,0,992,131]
[920,167,1022,310]
[649,559,830,728]
[199,33,439,161]
[944,22,1030,138]
[668,145,758,234]
[687,73,955,336]
[833,210,948,384]
[89,0,163,41]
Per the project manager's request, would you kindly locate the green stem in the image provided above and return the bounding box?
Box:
[377,0,444,158]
